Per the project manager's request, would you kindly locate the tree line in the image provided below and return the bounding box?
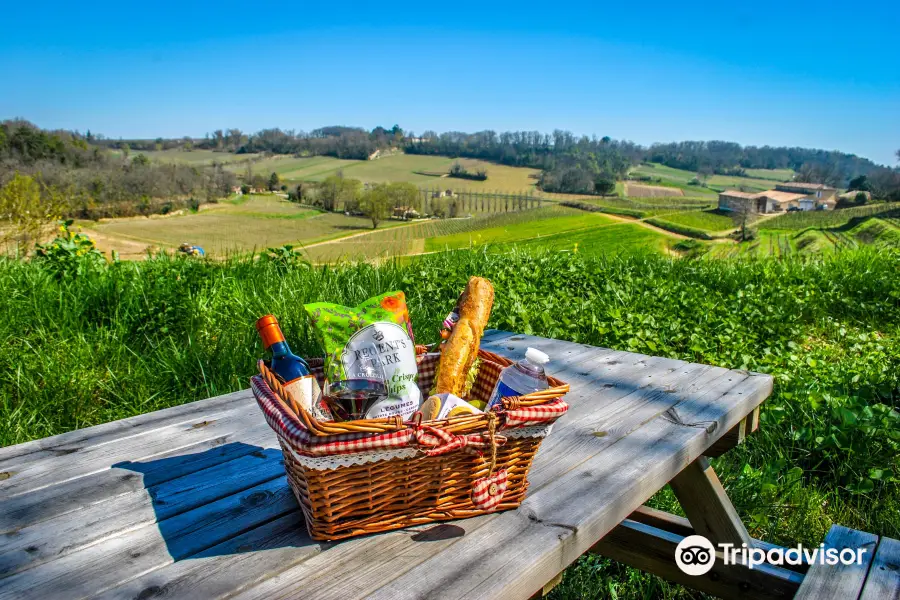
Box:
[0,120,237,244]
[93,125,407,161]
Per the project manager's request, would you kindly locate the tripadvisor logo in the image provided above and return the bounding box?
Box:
[675,536,716,576]
[675,535,869,576]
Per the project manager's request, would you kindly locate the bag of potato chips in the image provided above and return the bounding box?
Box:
[304,292,420,420]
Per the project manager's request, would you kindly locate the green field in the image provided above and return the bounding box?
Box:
[139,148,263,165]
[759,203,900,230]
[141,150,543,194]
[83,195,405,254]
[706,215,900,259]
[517,222,672,255]
[652,209,736,232]
[744,168,795,181]
[219,153,542,193]
[632,163,793,194]
[424,211,618,251]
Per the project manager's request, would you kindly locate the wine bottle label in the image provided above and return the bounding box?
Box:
[283,375,331,421]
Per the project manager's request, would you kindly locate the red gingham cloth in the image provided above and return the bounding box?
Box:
[250,353,567,458]
[471,469,508,511]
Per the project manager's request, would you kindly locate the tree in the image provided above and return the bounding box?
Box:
[869,168,900,201]
[318,175,361,212]
[594,178,616,196]
[268,172,280,191]
[359,184,392,228]
[120,143,130,158]
[848,175,871,192]
[728,201,756,242]
[240,184,251,195]
[386,182,419,218]
[251,173,267,191]
[0,173,67,252]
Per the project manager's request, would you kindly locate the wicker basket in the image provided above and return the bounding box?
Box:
[251,346,569,541]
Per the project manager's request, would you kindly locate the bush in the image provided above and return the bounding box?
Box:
[33,220,106,279]
[594,178,616,195]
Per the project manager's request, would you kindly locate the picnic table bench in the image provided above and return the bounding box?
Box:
[0,330,891,599]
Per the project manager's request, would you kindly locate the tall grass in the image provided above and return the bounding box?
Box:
[1,247,898,599]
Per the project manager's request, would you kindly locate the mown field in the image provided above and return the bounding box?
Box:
[632,163,792,194]
[82,195,404,255]
[159,152,543,194]
[1,247,898,600]
[138,148,264,165]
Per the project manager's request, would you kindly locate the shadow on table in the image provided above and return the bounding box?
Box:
[113,441,315,561]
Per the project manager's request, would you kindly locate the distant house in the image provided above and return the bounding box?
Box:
[718,182,838,214]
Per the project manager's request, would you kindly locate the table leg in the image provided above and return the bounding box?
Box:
[670,456,754,547]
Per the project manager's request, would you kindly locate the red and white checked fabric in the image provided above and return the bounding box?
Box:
[250,350,567,458]
[500,398,569,428]
[471,469,508,510]
[414,424,507,457]
[252,376,412,456]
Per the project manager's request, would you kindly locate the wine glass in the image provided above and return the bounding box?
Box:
[323,348,389,421]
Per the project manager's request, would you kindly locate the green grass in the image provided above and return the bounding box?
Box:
[424,211,618,251]
[759,203,900,230]
[744,168,795,181]
[631,163,792,195]
[518,222,672,255]
[2,246,899,599]
[653,209,736,232]
[302,207,582,261]
[852,218,900,246]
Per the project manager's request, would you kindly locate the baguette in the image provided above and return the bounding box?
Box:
[434,277,494,397]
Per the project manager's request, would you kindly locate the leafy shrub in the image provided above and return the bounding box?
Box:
[33,220,106,279]
[263,244,310,270]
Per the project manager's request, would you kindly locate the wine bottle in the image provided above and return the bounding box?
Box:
[256,315,329,420]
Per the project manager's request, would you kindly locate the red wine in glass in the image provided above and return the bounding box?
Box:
[324,378,389,421]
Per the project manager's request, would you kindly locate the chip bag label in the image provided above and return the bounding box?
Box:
[305,292,420,420]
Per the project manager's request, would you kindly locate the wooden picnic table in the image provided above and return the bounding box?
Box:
[1,329,787,599]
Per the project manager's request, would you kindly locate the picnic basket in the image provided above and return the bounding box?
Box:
[250,345,569,541]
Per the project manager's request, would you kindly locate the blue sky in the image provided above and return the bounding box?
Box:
[2,0,898,165]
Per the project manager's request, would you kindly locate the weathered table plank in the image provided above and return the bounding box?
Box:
[0,388,252,465]
[793,525,878,600]
[860,536,900,600]
[355,369,771,600]
[0,330,773,600]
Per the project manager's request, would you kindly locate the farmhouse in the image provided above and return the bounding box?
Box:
[718,182,838,214]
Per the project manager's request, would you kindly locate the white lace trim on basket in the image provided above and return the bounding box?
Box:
[284,424,554,470]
